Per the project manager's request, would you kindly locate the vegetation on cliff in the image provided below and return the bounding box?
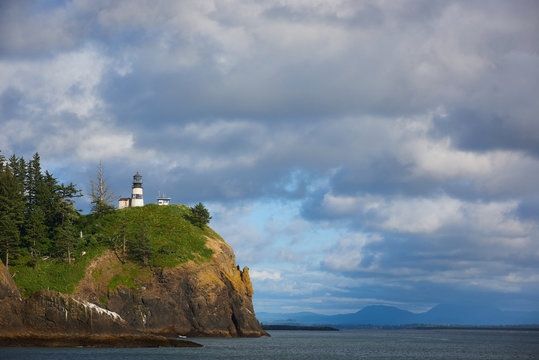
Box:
[1,151,217,297]
[0,151,81,269]
[1,151,265,338]
[12,204,216,296]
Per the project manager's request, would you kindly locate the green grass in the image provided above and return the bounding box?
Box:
[108,275,135,291]
[106,262,152,292]
[10,246,106,297]
[97,203,214,267]
[10,203,216,297]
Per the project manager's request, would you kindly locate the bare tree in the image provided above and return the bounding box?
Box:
[90,161,115,216]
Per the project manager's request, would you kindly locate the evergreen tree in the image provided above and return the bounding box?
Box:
[23,154,51,257]
[104,210,129,263]
[0,159,25,268]
[8,154,26,195]
[24,207,48,258]
[90,161,115,216]
[26,153,42,207]
[129,225,153,266]
[54,183,82,263]
[37,171,61,240]
[187,202,212,229]
[55,212,77,264]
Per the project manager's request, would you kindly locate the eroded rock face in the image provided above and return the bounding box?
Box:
[0,261,21,301]
[75,237,267,337]
[0,261,24,333]
[22,290,131,335]
[1,260,135,336]
[1,235,266,337]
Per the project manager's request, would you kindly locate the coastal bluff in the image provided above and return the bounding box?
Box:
[74,236,265,337]
[0,225,266,343]
[0,259,198,347]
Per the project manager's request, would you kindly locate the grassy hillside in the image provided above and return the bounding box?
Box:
[11,204,218,297]
[10,246,106,297]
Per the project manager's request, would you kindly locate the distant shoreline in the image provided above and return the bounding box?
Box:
[262,324,539,331]
[407,325,539,331]
[262,325,339,331]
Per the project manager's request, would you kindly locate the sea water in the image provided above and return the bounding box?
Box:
[1,330,538,360]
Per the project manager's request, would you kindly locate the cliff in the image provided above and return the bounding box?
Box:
[1,204,266,340]
[0,269,200,347]
[0,259,134,336]
[1,235,265,339]
[0,260,24,333]
[74,236,265,337]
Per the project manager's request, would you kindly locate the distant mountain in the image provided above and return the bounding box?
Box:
[329,306,417,325]
[417,304,539,326]
[258,304,539,327]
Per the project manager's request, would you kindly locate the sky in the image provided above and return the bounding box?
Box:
[1,0,539,315]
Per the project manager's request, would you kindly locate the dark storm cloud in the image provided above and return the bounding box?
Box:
[330,158,436,197]
[433,109,539,157]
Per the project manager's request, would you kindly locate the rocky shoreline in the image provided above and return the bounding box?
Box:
[1,235,267,344]
[0,334,201,348]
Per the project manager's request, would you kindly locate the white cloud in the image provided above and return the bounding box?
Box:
[323,233,382,272]
[250,269,281,281]
[322,192,531,238]
[0,46,108,118]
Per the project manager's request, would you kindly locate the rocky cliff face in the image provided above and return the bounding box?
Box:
[1,260,133,336]
[22,290,130,335]
[1,233,266,338]
[0,260,20,301]
[75,236,266,337]
[0,260,24,333]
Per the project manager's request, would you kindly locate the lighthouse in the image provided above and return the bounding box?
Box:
[131,172,144,207]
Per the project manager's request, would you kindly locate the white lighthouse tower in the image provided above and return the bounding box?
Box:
[131,172,144,207]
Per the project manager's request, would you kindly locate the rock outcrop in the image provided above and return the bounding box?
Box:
[0,260,24,333]
[75,236,267,337]
[0,260,201,347]
[0,233,266,339]
[22,290,130,335]
[0,260,134,336]
[0,260,21,300]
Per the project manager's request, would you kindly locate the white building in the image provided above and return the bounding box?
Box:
[157,192,171,205]
[118,197,131,209]
[118,172,144,209]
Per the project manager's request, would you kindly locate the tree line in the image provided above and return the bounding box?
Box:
[0,151,81,268]
[0,151,213,269]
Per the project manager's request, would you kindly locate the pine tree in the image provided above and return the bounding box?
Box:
[8,154,26,195]
[188,202,212,229]
[55,213,77,264]
[37,171,61,242]
[26,153,42,207]
[24,207,48,258]
[0,159,25,268]
[54,183,82,263]
[129,226,153,266]
[90,161,115,216]
[105,210,129,263]
[21,153,50,258]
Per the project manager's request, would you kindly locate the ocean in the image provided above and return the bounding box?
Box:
[1,329,538,360]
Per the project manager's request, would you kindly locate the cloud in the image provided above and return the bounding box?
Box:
[1,0,539,314]
[250,269,281,281]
